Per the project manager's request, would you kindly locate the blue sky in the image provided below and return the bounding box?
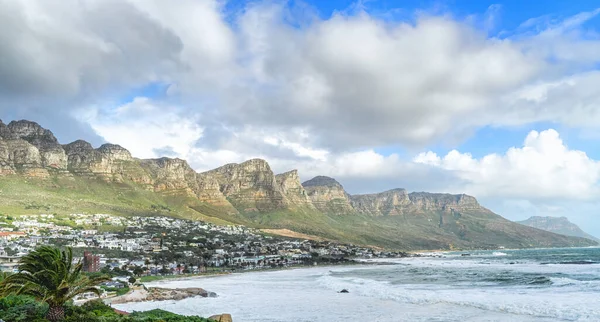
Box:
[2,0,600,235]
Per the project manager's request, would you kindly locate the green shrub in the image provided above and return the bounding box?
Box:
[0,295,48,321]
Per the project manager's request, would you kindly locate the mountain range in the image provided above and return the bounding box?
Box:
[518,216,600,242]
[0,119,596,250]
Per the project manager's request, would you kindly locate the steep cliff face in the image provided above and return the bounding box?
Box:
[0,138,46,177]
[64,140,153,183]
[275,170,315,210]
[518,216,600,242]
[201,159,287,212]
[0,139,14,175]
[195,174,239,213]
[97,144,133,161]
[0,120,62,176]
[350,189,411,216]
[407,192,491,214]
[0,121,11,139]
[6,120,67,170]
[64,140,114,179]
[140,158,199,195]
[302,176,354,215]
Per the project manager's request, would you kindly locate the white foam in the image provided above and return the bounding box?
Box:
[114,264,596,321]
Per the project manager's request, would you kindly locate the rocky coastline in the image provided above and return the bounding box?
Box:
[107,287,217,304]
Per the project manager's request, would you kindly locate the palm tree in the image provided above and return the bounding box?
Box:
[0,245,109,322]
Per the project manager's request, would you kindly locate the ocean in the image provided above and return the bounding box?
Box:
[115,247,600,321]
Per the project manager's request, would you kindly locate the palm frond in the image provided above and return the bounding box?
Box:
[0,245,110,309]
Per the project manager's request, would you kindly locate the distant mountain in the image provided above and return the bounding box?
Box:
[517,216,600,242]
[0,119,596,250]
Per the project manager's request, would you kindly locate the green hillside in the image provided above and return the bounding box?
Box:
[0,175,594,250]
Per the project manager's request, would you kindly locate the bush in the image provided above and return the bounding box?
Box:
[1,297,214,322]
[0,295,48,321]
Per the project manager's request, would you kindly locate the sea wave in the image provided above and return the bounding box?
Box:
[316,272,599,320]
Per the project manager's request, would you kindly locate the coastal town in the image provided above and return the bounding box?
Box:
[0,213,407,278]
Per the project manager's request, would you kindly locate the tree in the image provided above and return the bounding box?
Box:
[128,276,137,284]
[132,266,145,276]
[0,245,109,322]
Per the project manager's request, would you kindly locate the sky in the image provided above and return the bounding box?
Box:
[2,0,600,235]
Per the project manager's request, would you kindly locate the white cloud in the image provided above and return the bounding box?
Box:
[225,8,544,149]
[499,71,600,127]
[80,97,204,159]
[414,129,600,200]
[4,1,600,153]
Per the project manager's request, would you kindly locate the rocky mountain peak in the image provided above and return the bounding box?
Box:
[0,120,11,139]
[302,176,343,188]
[517,216,599,242]
[408,192,479,205]
[64,140,94,153]
[302,176,354,215]
[275,169,299,182]
[239,158,271,171]
[4,120,66,170]
[350,188,412,216]
[6,120,58,144]
[202,158,287,213]
[97,144,133,161]
[275,170,315,209]
[144,157,191,169]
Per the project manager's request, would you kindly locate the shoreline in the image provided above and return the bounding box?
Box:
[139,260,371,284]
[110,261,378,304]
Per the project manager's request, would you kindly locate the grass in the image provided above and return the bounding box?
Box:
[116,287,130,296]
[0,175,234,225]
[0,174,595,250]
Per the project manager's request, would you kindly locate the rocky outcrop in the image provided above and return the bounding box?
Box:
[64,140,102,177]
[108,287,216,304]
[0,120,59,176]
[302,176,354,215]
[97,144,133,161]
[6,120,67,170]
[0,139,15,175]
[140,158,199,195]
[209,314,233,322]
[350,189,411,216]
[0,120,11,139]
[350,190,491,217]
[1,138,48,177]
[196,174,239,213]
[275,170,315,210]
[517,216,600,242]
[407,192,489,214]
[201,159,287,212]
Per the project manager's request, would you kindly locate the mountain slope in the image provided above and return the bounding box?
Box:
[0,119,596,250]
[518,216,599,242]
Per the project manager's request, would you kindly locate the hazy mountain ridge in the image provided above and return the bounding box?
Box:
[518,216,600,242]
[0,119,596,250]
